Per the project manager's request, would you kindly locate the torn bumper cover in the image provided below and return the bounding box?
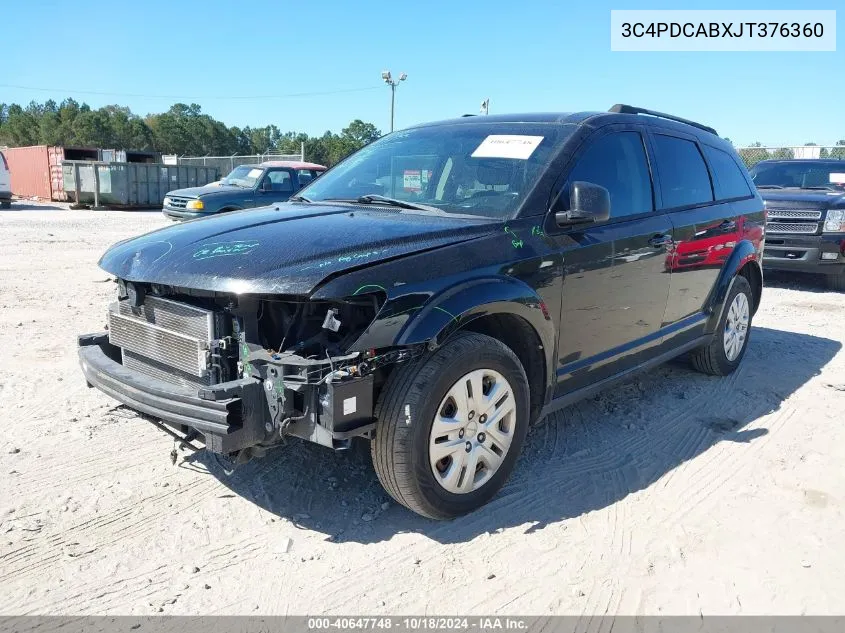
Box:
[77,332,375,454]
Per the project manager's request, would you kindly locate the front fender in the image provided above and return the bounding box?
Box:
[346,276,556,394]
[396,277,554,350]
[705,239,761,332]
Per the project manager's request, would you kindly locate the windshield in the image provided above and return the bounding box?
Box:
[750,162,845,191]
[299,123,575,219]
[221,165,264,188]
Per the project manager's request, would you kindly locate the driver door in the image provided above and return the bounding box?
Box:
[547,127,674,396]
[258,169,295,204]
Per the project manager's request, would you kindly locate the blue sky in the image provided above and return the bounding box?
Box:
[1,0,841,145]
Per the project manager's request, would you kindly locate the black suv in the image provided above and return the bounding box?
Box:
[77,105,765,519]
[750,159,845,290]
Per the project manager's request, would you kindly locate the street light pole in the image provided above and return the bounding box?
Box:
[381,70,407,132]
[390,83,396,132]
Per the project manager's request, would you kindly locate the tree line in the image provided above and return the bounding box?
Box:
[2,99,842,169]
[0,99,382,166]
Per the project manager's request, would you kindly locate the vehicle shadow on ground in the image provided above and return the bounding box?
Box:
[764,270,832,293]
[203,326,840,545]
[2,203,66,211]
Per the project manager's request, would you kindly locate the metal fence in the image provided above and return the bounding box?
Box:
[162,151,305,178]
[736,146,845,168]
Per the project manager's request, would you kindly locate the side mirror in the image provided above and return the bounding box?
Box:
[554,181,611,227]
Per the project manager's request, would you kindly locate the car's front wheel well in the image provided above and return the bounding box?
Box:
[459,313,546,423]
[738,261,762,315]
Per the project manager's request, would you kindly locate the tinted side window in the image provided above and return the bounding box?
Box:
[567,132,653,218]
[652,135,714,209]
[703,145,752,200]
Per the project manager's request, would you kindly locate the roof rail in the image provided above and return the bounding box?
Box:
[608,104,717,136]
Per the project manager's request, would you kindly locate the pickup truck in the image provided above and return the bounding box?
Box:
[78,105,763,519]
[162,160,326,220]
[750,159,845,290]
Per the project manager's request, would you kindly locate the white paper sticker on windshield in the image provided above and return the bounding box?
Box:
[471,135,544,160]
[830,173,845,184]
[403,170,421,191]
[247,168,263,179]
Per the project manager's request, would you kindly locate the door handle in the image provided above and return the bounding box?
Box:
[648,234,672,248]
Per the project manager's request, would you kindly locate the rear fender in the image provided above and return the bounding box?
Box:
[705,239,761,332]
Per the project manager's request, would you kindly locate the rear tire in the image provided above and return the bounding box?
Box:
[827,273,845,292]
[690,275,753,376]
[371,332,530,520]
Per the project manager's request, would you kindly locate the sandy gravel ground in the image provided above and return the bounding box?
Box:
[1,202,844,616]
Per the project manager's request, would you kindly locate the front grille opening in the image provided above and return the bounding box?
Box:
[123,350,213,388]
[256,294,383,358]
[766,221,819,235]
[109,293,225,388]
[166,197,190,209]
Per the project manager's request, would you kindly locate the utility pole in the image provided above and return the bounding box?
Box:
[381,70,408,132]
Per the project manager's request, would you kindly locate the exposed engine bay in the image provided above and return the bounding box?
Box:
[96,280,424,460]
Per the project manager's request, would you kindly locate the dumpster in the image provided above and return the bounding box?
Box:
[62,161,218,208]
[4,145,148,201]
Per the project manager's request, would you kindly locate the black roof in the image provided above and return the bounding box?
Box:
[410,105,721,141]
[409,112,600,128]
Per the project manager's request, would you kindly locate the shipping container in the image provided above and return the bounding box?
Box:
[47,146,67,200]
[62,161,218,208]
[5,145,159,201]
[5,145,51,200]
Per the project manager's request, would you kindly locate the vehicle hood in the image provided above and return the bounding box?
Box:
[99,203,499,295]
[760,189,845,207]
[166,185,242,198]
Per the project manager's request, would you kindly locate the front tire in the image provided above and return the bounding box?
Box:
[690,275,753,376]
[371,332,530,520]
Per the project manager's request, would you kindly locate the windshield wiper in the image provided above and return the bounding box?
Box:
[801,186,835,191]
[354,194,441,213]
[222,182,246,188]
[289,195,312,203]
[756,185,785,189]
[319,196,484,219]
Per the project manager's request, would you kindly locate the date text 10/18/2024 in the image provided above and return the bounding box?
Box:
[307,617,529,631]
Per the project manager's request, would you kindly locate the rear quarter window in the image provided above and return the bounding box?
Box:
[702,145,752,200]
[652,134,714,209]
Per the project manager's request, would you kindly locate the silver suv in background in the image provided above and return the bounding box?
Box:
[0,150,11,209]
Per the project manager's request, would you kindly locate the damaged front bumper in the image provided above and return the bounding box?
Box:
[78,332,376,455]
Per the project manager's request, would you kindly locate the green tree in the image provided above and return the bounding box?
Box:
[1,104,39,146]
[0,98,380,166]
[341,119,381,146]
